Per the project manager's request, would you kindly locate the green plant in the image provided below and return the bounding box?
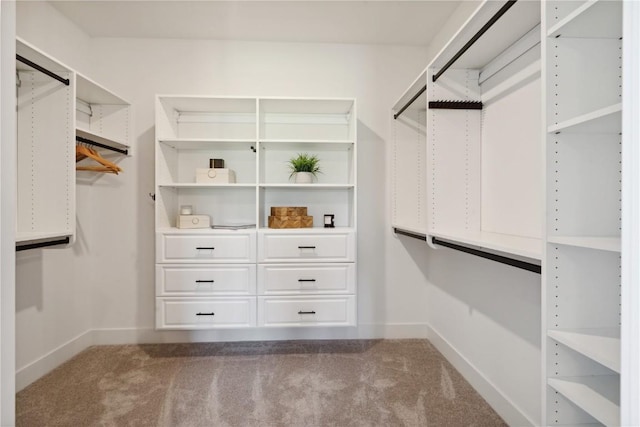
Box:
[288,153,321,178]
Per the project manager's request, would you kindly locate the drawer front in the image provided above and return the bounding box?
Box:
[257,264,355,295]
[156,297,256,329]
[156,264,256,296]
[258,296,355,327]
[259,232,355,262]
[157,232,256,263]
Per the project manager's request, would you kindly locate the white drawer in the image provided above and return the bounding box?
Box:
[257,263,354,295]
[156,264,256,296]
[156,297,256,329]
[258,296,356,327]
[258,231,355,262]
[156,231,256,263]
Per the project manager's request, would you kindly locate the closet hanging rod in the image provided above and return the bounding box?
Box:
[16,236,70,252]
[394,228,427,241]
[16,54,70,86]
[431,237,541,274]
[393,85,426,120]
[76,136,128,156]
[432,0,517,83]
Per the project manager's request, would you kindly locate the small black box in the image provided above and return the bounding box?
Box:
[210,158,225,168]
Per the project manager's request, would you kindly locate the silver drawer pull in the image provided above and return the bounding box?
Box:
[195,280,215,283]
[298,246,316,249]
[196,247,215,250]
[298,279,316,282]
[298,310,316,315]
[196,312,215,316]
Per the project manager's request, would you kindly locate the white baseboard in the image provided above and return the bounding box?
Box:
[92,323,430,345]
[426,325,535,427]
[15,330,93,392]
[17,323,429,391]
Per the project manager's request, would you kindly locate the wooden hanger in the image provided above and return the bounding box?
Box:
[75,145,122,174]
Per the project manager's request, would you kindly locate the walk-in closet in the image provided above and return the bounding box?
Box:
[1,0,638,425]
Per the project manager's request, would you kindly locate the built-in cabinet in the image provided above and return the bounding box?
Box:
[542,1,623,425]
[16,38,131,250]
[155,96,357,329]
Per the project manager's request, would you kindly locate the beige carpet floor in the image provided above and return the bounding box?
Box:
[17,339,506,427]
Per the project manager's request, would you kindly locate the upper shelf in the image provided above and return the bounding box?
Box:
[429,0,540,72]
[76,73,129,106]
[16,37,71,75]
[547,0,622,39]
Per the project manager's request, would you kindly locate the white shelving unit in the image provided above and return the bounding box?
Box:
[543,0,623,425]
[15,38,132,249]
[155,96,357,330]
[418,0,542,262]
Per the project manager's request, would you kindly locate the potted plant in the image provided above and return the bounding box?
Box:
[288,153,321,183]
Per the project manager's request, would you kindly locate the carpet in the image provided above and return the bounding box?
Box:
[17,339,506,426]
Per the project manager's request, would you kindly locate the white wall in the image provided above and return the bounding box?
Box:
[1,1,16,423]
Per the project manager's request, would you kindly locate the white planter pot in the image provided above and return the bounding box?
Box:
[293,172,314,183]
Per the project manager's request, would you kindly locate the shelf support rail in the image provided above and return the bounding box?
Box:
[431,237,541,274]
[16,237,70,252]
[76,136,128,156]
[16,54,70,86]
[432,0,518,83]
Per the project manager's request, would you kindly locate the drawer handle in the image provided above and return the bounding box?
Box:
[298,246,316,249]
[196,247,215,250]
[196,312,215,316]
[298,310,316,315]
[298,279,316,282]
[195,280,215,283]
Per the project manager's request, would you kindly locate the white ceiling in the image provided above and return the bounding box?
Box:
[48,1,463,46]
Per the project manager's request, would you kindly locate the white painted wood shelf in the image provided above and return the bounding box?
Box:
[548,329,620,373]
[158,138,256,150]
[548,376,620,427]
[158,183,256,189]
[76,128,129,153]
[429,230,542,261]
[547,236,621,253]
[548,103,622,134]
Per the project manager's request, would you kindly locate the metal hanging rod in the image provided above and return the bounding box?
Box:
[394,228,427,241]
[431,237,541,274]
[76,136,128,156]
[432,0,518,83]
[393,85,427,120]
[16,54,70,86]
[16,236,70,252]
[429,101,483,110]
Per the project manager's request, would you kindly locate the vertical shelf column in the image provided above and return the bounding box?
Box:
[543,1,622,425]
